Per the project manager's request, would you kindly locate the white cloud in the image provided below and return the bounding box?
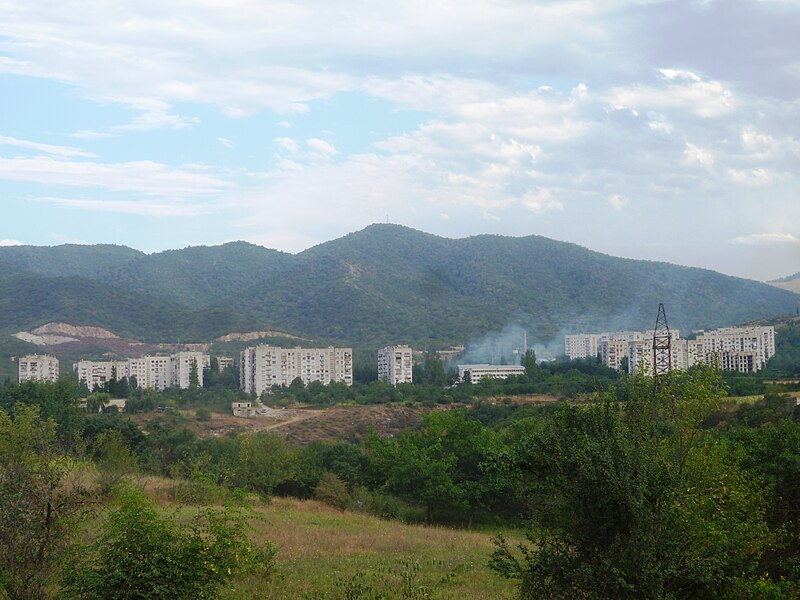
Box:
[609,70,734,118]
[38,198,211,217]
[0,156,232,196]
[733,232,800,245]
[70,130,113,140]
[609,194,629,211]
[726,167,776,186]
[0,239,23,246]
[684,143,715,167]
[0,135,96,158]
[306,138,337,158]
[217,137,234,148]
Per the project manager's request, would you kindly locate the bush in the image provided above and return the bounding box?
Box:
[314,473,350,511]
[62,488,275,599]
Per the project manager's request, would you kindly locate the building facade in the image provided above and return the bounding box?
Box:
[19,354,59,383]
[74,352,208,391]
[627,325,775,376]
[378,345,413,385]
[457,364,525,385]
[240,345,353,396]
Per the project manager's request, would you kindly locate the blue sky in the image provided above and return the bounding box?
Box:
[1,0,799,280]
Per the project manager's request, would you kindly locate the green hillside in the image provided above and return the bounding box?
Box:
[232,225,800,346]
[0,270,267,342]
[0,225,797,349]
[97,241,293,307]
[0,244,143,277]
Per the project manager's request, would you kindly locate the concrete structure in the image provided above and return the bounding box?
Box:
[457,364,525,385]
[74,352,209,391]
[240,345,353,396]
[171,351,206,389]
[19,354,59,383]
[216,356,234,372]
[628,325,775,376]
[378,345,413,385]
[232,400,257,417]
[566,331,648,362]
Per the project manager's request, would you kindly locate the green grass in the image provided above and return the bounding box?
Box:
[221,496,519,599]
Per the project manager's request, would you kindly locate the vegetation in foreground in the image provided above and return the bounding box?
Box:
[2,362,800,598]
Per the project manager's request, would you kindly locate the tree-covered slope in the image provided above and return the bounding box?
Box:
[0,225,797,348]
[0,270,264,342]
[96,241,293,307]
[229,224,800,346]
[0,244,143,278]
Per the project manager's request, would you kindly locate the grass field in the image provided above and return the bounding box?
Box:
[126,476,518,599]
[225,497,518,599]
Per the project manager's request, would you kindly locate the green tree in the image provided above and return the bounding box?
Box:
[0,404,88,599]
[521,349,538,379]
[61,488,275,599]
[189,359,200,390]
[491,367,776,598]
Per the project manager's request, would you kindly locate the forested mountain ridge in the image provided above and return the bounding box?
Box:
[0,243,143,278]
[0,225,797,349]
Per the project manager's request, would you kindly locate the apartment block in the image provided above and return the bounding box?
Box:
[627,325,775,376]
[378,345,413,385]
[240,345,353,396]
[216,356,234,372]
[171,351,206,389]
[74,352,209,392]
[457,364,525,385]
[19,354,59,383]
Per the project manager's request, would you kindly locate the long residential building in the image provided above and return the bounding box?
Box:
[73,352,208,391]
[457,364,525,385]
[378,345,413,385]
[625,325,776,376]
[19,354,59,383]
[240,345,353,396]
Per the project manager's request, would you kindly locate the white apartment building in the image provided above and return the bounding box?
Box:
[627,325,775,375]
[19,354,59,383]
[240,345,353,396]
[378,345,413,385]
[216,356,234,372]
[171,351,206,389]
[457,364,525,385]
[628,338,689,376]
[566,331,650,361]
[74,352,209,391]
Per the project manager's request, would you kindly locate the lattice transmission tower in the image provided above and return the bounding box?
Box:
[652,303,672,389]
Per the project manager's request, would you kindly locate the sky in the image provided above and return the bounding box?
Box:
[0,0,799,281]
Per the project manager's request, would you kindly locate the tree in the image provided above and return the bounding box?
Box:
[61,488,275,599]
[491,367,776,598]
[0,404,88,599]
[368,410,506,525]
[189,359,200,390]
[521,349,538,379]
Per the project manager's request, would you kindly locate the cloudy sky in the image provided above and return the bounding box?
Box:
[1,0,799,281]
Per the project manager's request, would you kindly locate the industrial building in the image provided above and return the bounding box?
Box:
[457,364,525,384]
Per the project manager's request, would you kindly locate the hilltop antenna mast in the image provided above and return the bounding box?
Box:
[652,303,672,389]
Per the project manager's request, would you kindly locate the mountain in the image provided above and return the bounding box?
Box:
[1,225,798,350]
[769,272,800,295]
[232,225,800,346]
[0,269,264,342]
[0,244,143,278]
[96,241,293,307]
